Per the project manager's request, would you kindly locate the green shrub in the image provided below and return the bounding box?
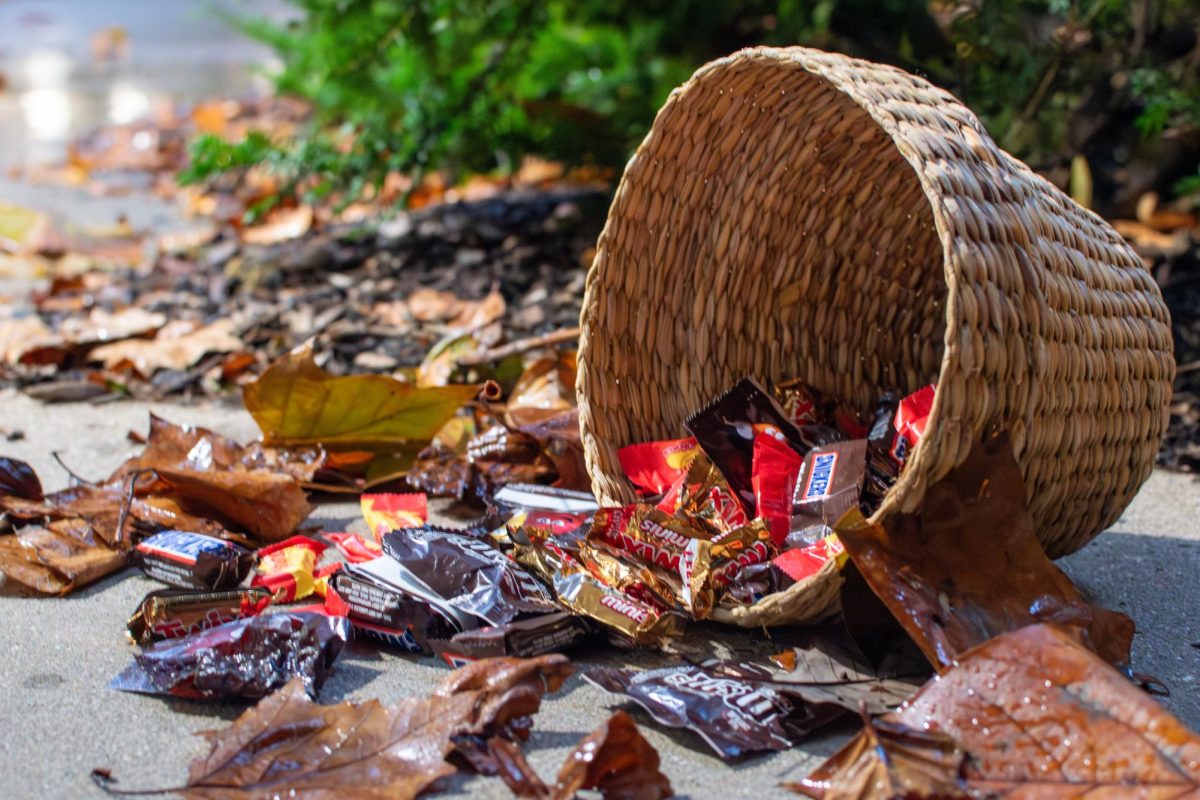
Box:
[186,0,1200,208]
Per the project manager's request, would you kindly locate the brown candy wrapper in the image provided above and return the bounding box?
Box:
[684,378,810,514]
[791,440,867,531]
[584,663,842,760]
[127,587,273,646]
[427,611,591,665]
[553,571,683,647]
[329,559,450,653]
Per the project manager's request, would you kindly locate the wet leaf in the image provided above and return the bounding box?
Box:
[245,345,480,448]
[97,654,571,799]
[0,517,126,596]
[90,318,244,375]
[834,432,1134,671]
[491,710,673,800]
[0,456,43,500]
[792,625,1200,799]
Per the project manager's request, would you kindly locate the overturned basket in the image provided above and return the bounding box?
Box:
[575,47,1175,627]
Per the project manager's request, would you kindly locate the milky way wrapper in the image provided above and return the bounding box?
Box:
[127,587,273,646]
[382,526,557,626]
[132,530,253,591]
[584,663,842,760]
[329,559,450,653]
[790,440,867,531]
[553,571,683,647]
[428,611,591,665]
[684,377,810,513]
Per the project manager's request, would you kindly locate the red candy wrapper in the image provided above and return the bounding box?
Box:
[618,437,700,501]
[772,532,848,583]
[895,384,935,447]
[252,535,327,603]
[751,427,803,546]
[325,531,383,564]
[360,492,428,542]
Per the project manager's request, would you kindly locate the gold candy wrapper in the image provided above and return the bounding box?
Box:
[577,540,676,612]
[674,455,749,535]
[553,570,683,647]
[127,587,273,646]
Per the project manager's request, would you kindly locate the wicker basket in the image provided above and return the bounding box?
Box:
[575,47,1175,627]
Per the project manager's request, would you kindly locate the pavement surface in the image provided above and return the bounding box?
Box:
[0,390,1198,799]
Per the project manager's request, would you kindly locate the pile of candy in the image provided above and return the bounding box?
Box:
[112,377,935,695]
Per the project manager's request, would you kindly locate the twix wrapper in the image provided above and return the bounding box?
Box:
[553,570,683,647]
[126,587,272,646]
[673,454,749,535]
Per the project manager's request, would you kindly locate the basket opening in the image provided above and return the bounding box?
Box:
[607,60,947,427]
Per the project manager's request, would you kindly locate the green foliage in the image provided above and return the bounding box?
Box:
[191,0,1200,207]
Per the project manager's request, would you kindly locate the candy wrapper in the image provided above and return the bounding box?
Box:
[684,378,808,514]
[773,379,824,426]
[126,587,272,646]
[360,492,427,542]
[132,531,253,591]
[679,519,774,617]
[382,526,557,627]
[673,455,749,533]
[427,611,591,666]
[751,426,804,545]
[618,437,700,507]
[773,531,848,584]
[553,571,683,647]
[790,440,867,531]
[111,611,348,701]
[325,531,382,564]
[329,559,449,652]
[507,508,591,552]
[251,535,327,603]
[584,664,841,760]
[492,483,599,514]
[895,384,935,445]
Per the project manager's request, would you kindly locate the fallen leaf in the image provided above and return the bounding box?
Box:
[505,352,577,428]
[792,625,1200,799]
[90,318,244,374]
[517,408,590,491]
[96,654,571,799]
[240,205,313,246]
[490,710,673,799]
[0,457,43,500]
[18,307,166,367]
[834,432,1133,671]
[0,202,51,251]
[245,345,480,448]
[0,517,126,596]
[0,315,53,363]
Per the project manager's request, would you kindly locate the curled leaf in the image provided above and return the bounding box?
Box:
[491,710,673,800]
[245,345,480,448]
[0,456,43,500]
[835,432,1133,670]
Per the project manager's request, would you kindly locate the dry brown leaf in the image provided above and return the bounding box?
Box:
[792,624,1200,799]
[505,352,577,428]
[0,316,54,363]
[90,318,243,374]
[491,710,673,800]
[18,307,165,367]
[95,654,571,799]
[834,432,1133,671]
[240,205,314,246]
[0,517,126,596]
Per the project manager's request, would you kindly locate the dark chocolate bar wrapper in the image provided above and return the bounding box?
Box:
[583,663,841,760]
[127,587,272,646]
[790,440,867,530]
[427,611,590,662]
[553,571,683,647]
[330,561,452,653]
[684,377,810,513]
[382,526,557,626]
[111,611,348,701]
[132,530,253,591]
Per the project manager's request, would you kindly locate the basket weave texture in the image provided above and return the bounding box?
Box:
[575,47,1175,626]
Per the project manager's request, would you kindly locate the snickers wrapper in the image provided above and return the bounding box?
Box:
[132,530,253,591]
[790,440,867,530]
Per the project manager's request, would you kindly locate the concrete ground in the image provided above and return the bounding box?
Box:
[0,390,1198,798]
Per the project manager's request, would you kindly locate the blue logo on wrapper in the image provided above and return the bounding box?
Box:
[136,530,231,565]
[803,452,838,500]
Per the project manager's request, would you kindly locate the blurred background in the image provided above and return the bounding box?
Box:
[0,0,1196,216]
